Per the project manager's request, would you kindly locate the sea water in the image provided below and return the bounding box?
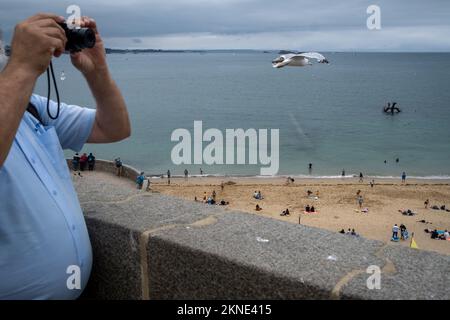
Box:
[34,52,450,177]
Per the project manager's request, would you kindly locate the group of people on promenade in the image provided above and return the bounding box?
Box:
[72,152,96,172]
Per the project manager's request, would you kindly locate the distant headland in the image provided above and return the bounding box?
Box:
[1,45,275,56]
[105,48,192,54]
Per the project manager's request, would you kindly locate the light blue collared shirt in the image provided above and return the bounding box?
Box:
[0,94,96,299]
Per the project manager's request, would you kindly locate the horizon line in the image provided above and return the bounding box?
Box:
[103,48,450,53]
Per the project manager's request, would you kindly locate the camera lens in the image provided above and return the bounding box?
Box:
[59,22,96,52]
[67,28,96,52]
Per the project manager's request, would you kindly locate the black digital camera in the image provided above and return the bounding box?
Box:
[58,22,96,52]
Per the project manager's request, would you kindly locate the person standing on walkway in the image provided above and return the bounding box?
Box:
[115,157,123,177]
[87,153,96,171]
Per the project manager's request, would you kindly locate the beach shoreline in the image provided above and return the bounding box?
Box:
[151,176,450,256]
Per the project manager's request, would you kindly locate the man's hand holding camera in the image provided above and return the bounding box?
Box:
[8,13,67,78]
[70,16,108,77]
[0,11,130,168]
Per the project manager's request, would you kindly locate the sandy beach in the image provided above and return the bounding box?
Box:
[151,176,450,256]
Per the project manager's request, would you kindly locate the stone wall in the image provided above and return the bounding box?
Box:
[67,159,141,181]
[72,162,450,300]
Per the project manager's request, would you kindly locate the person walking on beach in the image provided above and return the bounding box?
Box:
[200,168,203,175]
[341,169,345,177]
[357,195,364,208]
[184,169,188,180]
[145,177,151,192]
[167,169,171,185]
[359,172,364,183]
[370,179,375,188]
[401,172,406,183]
[424,199,429,209]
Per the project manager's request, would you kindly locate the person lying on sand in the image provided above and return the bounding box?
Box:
[255,204,262,211]
[286,177,295,184]
[431,229,440,239]
[427,229,450,240]
[304,205,318,214]
[280,208,290,216]
[399,209,416,216]
[341,228,359,237]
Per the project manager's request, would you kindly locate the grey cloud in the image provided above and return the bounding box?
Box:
[0,0,449,50]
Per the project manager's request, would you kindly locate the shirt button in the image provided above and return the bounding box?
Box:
[52,190,57,196]
[31,158,36,164]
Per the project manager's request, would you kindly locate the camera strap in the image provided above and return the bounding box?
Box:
[46,61,61,120]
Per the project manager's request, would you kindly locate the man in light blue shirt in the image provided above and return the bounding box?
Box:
[0,13,131,299]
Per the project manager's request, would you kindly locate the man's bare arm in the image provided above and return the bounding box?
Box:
[0,66,37,166]
[85,69,131,143]
[70,17,130,143]
[0,13,66,167]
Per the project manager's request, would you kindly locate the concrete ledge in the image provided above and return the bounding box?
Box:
[73,168,450,300]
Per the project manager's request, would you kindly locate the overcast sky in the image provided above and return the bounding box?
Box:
[1,0,450,51]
